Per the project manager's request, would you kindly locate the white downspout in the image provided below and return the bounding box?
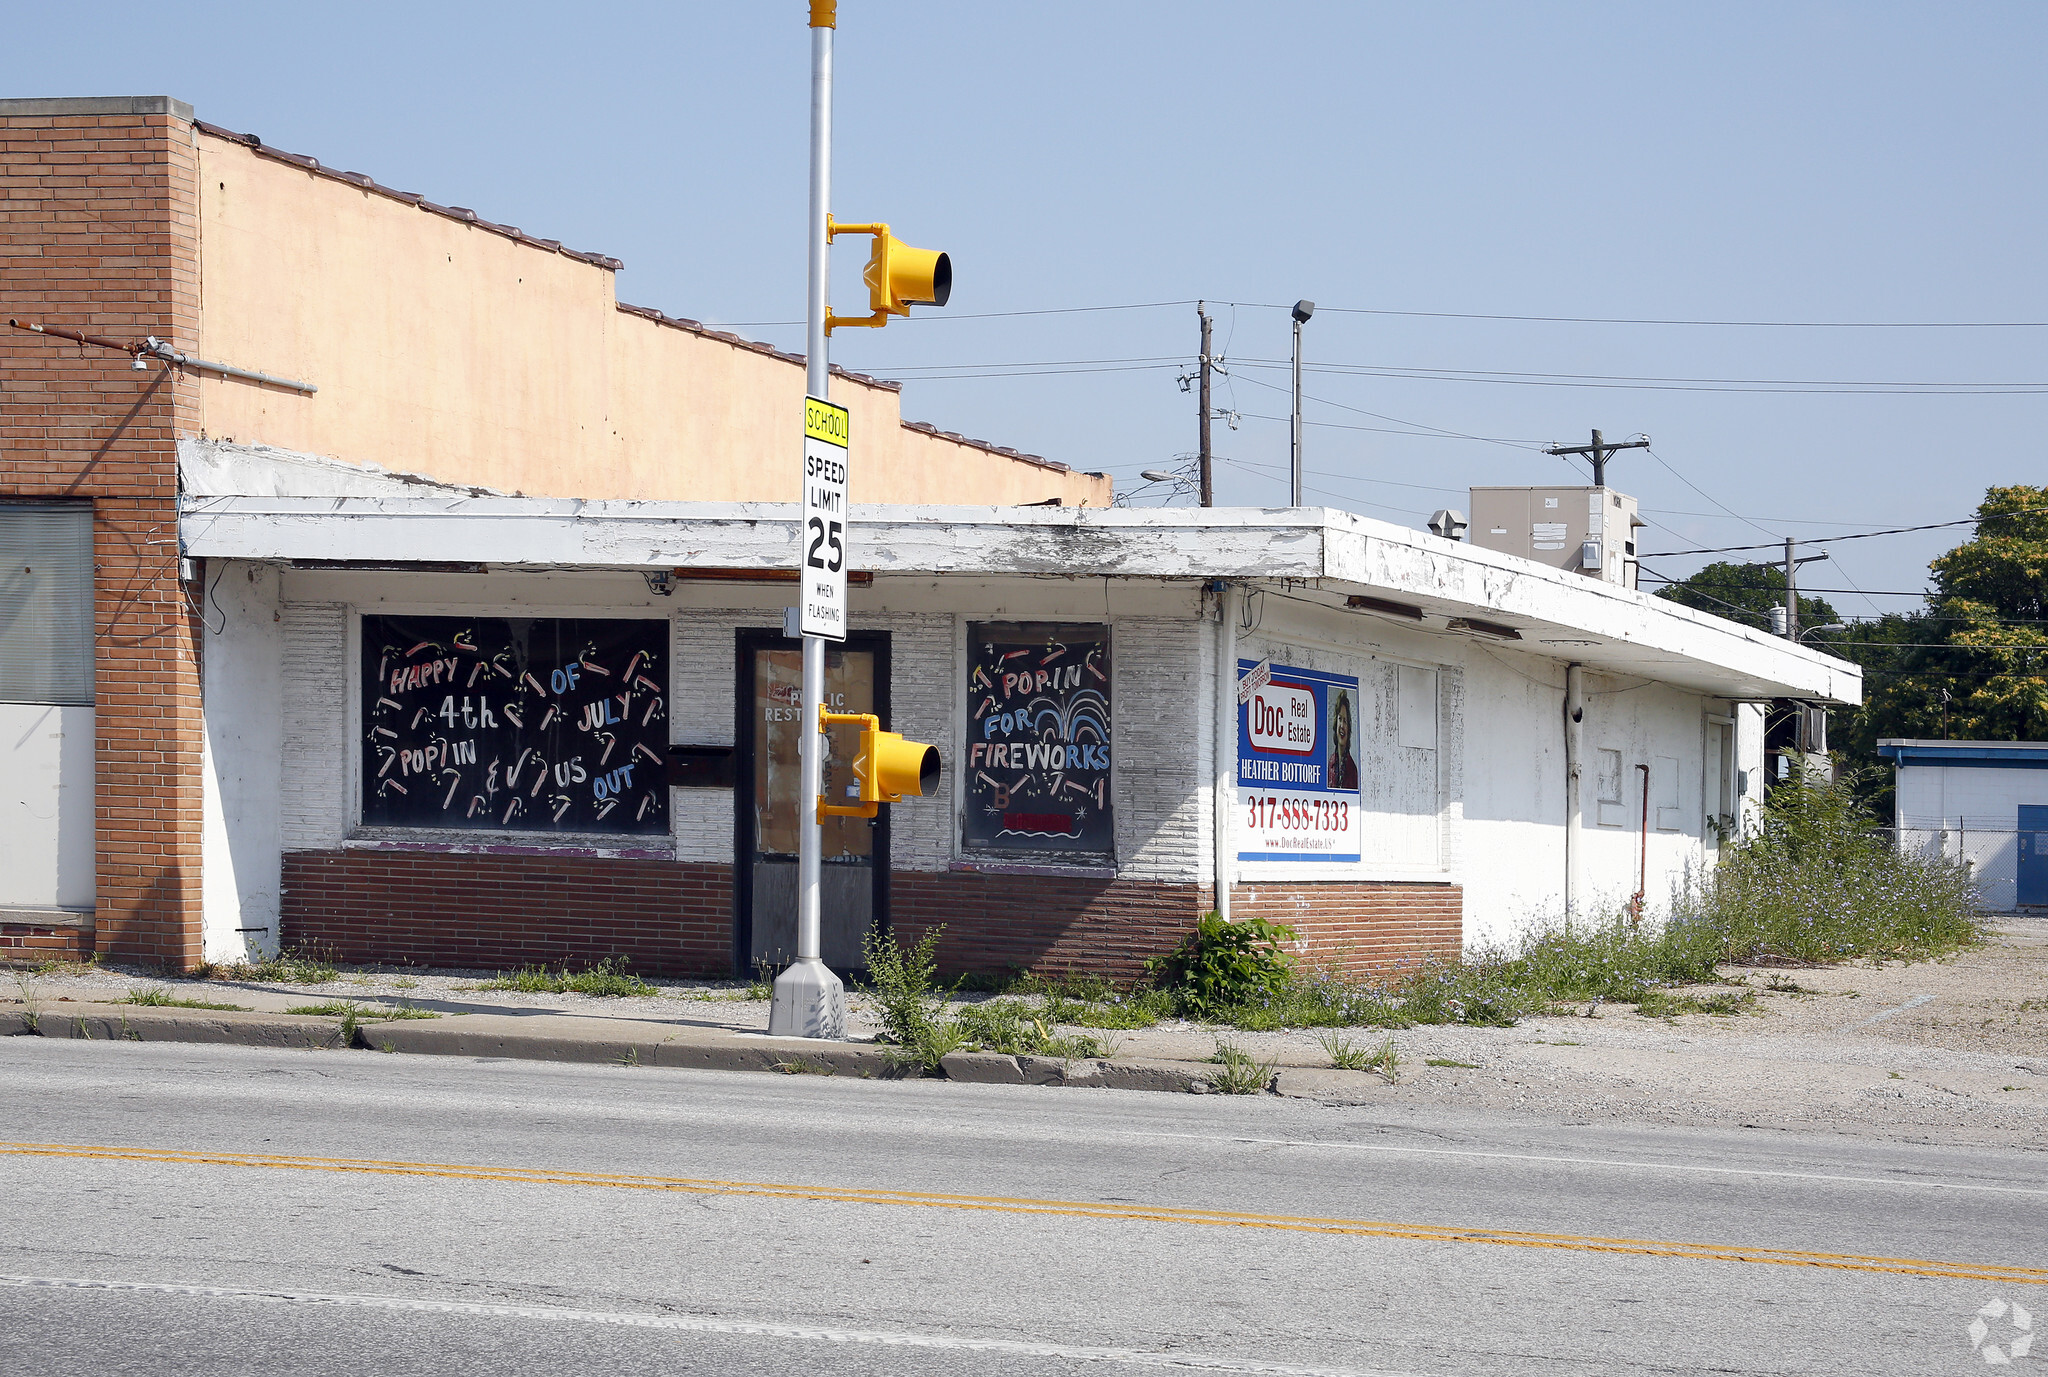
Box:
[1214,583,1239,920]
[1564,663,1585,926]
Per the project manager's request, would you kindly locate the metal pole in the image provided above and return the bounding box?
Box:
[1197,303,1214,508]
[1563,663,1584,929]
[770,0,847,1039]
[1213,583,1239,921]
[1589,429,1606,488]
[1290,315,1303,506]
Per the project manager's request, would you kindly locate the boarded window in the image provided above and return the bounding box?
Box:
[1398,665,1437,751]
[1595,747,1625,827]
[360,614,667,834]
[964,622,1112,859]
[0,504,93,706]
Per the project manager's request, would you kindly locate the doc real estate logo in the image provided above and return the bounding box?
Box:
[1237,659,1362,861]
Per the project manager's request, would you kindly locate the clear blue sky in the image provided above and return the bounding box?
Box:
[15,2,2045,613]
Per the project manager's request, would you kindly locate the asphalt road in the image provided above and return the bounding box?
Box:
[0,1040,2040,1376]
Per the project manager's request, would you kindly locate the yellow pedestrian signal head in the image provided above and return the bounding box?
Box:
[817,710,942,819]
[865,726,941,804]
[863,232,951,317]
[826,219,952,332]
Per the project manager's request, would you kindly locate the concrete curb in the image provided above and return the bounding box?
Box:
[1,1001,1282,1096]
[0,1005,345,1050]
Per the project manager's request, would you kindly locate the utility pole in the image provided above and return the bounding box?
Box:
[1197,302,1214,507]
[1783,536,1798,642]
[1544,429,1649,488]
[1777,538,1830,640]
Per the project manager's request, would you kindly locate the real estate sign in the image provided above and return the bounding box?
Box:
[1236,658,1362,862]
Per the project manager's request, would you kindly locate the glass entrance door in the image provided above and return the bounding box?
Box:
[741,636,883,971]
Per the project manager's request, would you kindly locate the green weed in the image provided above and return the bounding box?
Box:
[473,956,656,998]
[1317,1030,1399,1077]
[125,987,249,1012]
[950,998,1106,1060]
[860,926,961,1072]
[1206,1041,1278,1094]
[213,943,341,985]
[1426,1058,1479,1069]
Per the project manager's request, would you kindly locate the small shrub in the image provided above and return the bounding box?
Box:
[861,926,966,1071]
[1148,914,1297,1020]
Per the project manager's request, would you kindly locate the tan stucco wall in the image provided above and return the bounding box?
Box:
[192,134,1109,506]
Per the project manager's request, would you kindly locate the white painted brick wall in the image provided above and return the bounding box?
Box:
[279,601,350,851]
[670,611,744,863]
[1111,617,1212,882]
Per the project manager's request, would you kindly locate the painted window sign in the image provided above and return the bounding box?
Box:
[1237,659,1362,861]
[360,615,668,835]
[963,622,1112,858]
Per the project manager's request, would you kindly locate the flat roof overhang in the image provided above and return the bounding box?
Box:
[179,497,1861,706]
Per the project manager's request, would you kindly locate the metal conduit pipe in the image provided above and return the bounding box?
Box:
[138,337,318,394]
[1563,662,1585,926]
[1213,582,1240,921]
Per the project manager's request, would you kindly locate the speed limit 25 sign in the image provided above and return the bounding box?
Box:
[800,397,850,640]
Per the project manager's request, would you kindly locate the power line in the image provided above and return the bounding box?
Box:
[1228,371,1546,453]
[1215,301,2048,330]
[707,300,1197,328]
[1231,357,2048,397]
[1640,448,1778,542]
[1641,513,2024,558]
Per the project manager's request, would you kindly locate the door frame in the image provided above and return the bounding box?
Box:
[732,627,893,977]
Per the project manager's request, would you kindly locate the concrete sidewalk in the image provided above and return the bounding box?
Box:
[0,970,1382,1100]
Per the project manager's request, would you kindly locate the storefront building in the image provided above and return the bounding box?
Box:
[178,453,1860,980]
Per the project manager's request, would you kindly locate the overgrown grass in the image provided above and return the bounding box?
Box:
[125,987,248,1012]
[950,998,1107,1060]
[1635,989,1755,1019]
[472,956,656,998]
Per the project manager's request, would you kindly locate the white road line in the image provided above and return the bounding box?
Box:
[1114,1130,2048,1198]
[0,1275,1419,1377]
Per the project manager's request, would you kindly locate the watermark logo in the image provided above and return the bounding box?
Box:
[1970,1298,2034,1365]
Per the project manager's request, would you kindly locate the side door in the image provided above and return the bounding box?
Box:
[735,629,890,974]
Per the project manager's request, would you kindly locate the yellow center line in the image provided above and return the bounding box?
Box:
[7,1140,2042,1288]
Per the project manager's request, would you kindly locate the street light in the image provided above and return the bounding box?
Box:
[1798,623,1846,641]
[1290,300,1313,506]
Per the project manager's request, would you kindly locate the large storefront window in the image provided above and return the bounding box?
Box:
[963,622,1112,860]
[359,614,667,835]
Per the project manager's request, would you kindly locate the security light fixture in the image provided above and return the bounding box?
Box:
[1291,300,1315,323]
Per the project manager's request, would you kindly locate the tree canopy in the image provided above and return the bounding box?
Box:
[1653,485,2047,801]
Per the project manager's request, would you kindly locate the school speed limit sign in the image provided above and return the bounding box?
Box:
[799,397,850,640]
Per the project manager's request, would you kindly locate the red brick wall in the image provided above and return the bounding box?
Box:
[1232,881,1462,978]
[889,870,1212,982]
[892,873,1461,983]
[280,849,734,978]
[1,99,204,970]
[0,922,93,964]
